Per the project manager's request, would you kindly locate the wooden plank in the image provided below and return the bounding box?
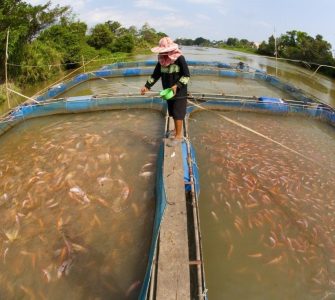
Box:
[155,123,190,299]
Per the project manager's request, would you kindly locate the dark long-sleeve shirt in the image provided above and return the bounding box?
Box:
[145,55,190,98]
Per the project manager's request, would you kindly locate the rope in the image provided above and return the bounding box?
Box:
[7,52,335,76]
[7,55,125,68]
[31,55,100,98]
[7,88,39,103]
[187,100,335,175]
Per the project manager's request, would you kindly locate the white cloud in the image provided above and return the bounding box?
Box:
[25,0,48,4]
[254,21,272,29]
[217,7,228,15]
[195,14,211,21]
[26,0,88,10]
[134,0,176,12]
[155,14,192,29]
[186,0,220,3]
[80,6,125,26]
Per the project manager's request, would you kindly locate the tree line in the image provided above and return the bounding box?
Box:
[175,37,257,50]
[258,31,335,77]
[176,33,335,77]
[0,0,166,86]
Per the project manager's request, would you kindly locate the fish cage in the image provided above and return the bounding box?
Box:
[1,60,335,299]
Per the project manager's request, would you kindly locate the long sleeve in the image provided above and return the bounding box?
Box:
[175,56,190,89]
[145,62,161,89]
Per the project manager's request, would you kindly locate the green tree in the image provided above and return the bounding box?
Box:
[175,38,194,46]
[0,0,70,80]
[87,23,114,50]
[140,23,159,44]
[18,40,62,84]
[257,35,276,56]
[38,20,87,68]
[226,37,239,46]
[106,20,122,35]
[194,37,210,46]
[109,34,135,53]
[258,30,335,77]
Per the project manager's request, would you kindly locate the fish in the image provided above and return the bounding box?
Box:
[266,255,283,265]
[211,211,219,222]
[227,244,234,259]
[20,285,36,299]
[57,258,74,278]
[69,186,91,204]
[125,280,141,298]
[247,253,263,258]
[139,171,153,178]
[42,268,52,283]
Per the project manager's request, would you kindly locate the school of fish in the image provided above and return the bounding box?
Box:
[0,110,163,299]
[191,110,335,300]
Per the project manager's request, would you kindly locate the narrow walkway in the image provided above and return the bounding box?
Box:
[155,120,190,299]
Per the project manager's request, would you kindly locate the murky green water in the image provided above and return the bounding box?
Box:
[190,111,335,299]
[0,109,164,299]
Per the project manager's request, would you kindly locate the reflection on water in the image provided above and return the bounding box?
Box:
[0,109,164,299]
[190,111,335,300]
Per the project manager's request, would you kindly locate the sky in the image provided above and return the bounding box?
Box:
[26,0,335,50]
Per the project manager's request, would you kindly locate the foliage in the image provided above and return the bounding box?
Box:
[139,23,165,45]
[38,20,87,68]
[17,41,62,84]
[194,37,211,46]
[257,35,276,56]
[0,0,70,80]
[87,23,114,50]
[257,31,335,77]
[0,85,6,104]
[108,34,135,53]
[176,36,256,50]
[87,21,160,54]
[0,82,21,104]
[1,0,168,86]
[174,38,194,46]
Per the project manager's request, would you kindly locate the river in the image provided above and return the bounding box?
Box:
[1,47,334,115]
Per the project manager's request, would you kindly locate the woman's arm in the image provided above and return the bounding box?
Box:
[145,62,161,90]
[175,56,190,89]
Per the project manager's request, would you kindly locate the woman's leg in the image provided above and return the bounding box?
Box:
[174,119,183,139]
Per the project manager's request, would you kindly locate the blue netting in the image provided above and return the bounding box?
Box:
[186,100,334,127]
[139,142,167,299]
[0,97,168,300]
[182,141,200,197]
[259,96,283,103]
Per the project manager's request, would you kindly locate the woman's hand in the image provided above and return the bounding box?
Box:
[140,86,149,95]
[171,85,177,95]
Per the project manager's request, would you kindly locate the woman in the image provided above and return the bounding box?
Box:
[141,37,190,147]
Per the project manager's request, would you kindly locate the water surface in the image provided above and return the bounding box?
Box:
[0,109,164,299]
[190,110,335,299]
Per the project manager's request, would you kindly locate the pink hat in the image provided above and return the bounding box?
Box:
[151,37,179,53]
